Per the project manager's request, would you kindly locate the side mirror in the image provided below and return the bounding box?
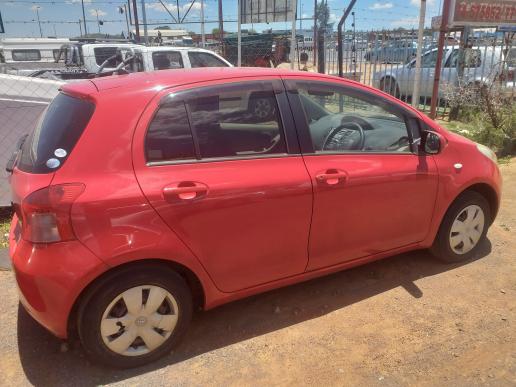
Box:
[421,130,444,154]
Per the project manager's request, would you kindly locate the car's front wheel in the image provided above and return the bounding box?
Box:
[430,191,490,263]
[78,265,192,368]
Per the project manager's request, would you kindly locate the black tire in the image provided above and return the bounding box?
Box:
[77,264,193,368]
[430,191,491,263]
[380,77,400,98]
[249,94,276,122]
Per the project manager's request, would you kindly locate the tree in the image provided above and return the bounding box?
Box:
[317,1,330,30]
[155,25,171,30]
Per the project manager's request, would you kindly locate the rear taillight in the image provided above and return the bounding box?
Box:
[21,183,85,243]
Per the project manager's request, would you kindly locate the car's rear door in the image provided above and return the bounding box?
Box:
[284,76,439,271]
[132,78,312,292]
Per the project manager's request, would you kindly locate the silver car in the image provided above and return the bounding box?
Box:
[372,46,515,99]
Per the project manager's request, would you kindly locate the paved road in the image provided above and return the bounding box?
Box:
[0,160,515,386]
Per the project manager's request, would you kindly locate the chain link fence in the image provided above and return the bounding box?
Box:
[0,29,514,205]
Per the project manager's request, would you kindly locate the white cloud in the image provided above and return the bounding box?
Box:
[146,1,205,14]
[369,2,393,10]
[146,2,178,13]
[391,17,419,27]
[188,2,203,11]
[410,0,435,6]
[89,8,107,17]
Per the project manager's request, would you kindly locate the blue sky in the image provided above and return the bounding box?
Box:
[0,0,442,38]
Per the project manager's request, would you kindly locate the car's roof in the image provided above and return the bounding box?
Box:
[63,67,340,94]
[134,46,219,53]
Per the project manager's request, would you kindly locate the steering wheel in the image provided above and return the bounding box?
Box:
[340,115,374,131]
[386,136,410,151]
[323,122,365,151]
[262,133,281,153]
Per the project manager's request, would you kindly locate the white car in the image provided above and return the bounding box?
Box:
[372,45,515,99]
[125,46,232,72]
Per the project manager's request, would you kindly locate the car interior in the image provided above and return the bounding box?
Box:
[298,91,412,153]
[187,92,286,158]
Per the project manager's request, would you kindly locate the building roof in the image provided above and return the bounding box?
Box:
[132,29,188,37]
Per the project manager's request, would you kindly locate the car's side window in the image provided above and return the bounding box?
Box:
[152,51,183,70]
[185,84,286,158]
[422,50,439,68]
[145,102,196,162]
[144,82,287,163]
[293,81,412,153]
[188,52,228,68]
[446,48,482,68]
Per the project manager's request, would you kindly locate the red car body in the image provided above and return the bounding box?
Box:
[9,68,501,340]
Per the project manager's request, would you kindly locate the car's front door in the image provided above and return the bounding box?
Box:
[284,77,439,271]
[133,79,312,292]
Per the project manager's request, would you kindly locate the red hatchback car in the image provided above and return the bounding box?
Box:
[9,68,501,368]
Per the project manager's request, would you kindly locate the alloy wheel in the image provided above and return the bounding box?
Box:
[253,98,272,119]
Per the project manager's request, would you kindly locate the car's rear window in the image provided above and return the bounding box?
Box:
[17,93,95,174]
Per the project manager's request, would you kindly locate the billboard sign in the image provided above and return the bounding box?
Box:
[449,0,516,28]
[240,0,294,24]
[431,15,443,30]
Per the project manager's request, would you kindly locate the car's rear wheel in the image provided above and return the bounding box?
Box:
[380,77,400,98]
[78,266,192,368]
[249,95,275,121]
[430,191,490,263]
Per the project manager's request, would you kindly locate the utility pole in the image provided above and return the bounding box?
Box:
[412,0,426,108]
[218,0,224,46]
[313,0,317,66]
[237,0,241,66]
[94,9,101,33]
[290,0,297,69]
[132,0,140,41]
[300,1,303,30]
[34,6,43,38]
[81,0,88,36]
[141,0,148,43]
[429,0,452,119]
[121,5,130,38]
[200,0,205,47]
[79,19,83,37]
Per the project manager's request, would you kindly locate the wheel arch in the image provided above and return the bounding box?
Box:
[67,258,205,340]
[461,182,499,224]
[438,182,499,232]
[379,75,399,92]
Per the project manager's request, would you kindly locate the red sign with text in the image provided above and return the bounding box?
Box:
[450,0,516,27]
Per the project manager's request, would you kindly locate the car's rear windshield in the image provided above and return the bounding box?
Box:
[17,93,95,174]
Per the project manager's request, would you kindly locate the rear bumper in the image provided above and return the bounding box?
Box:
[9,215,108,338]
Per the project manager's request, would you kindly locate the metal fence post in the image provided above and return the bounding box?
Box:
[412,0,426,108]
[429,0,452,119]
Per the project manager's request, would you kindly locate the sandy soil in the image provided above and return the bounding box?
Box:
[0,160,515,387]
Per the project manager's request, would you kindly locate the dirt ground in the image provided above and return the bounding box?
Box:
[0,160,515,387]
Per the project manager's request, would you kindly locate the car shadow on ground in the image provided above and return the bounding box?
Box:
[17,240,491,386]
